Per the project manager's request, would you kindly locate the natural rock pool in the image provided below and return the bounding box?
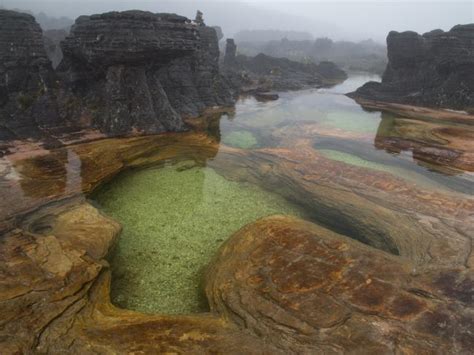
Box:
[94,163,310,314]
[2,73,473,353]
[91,73,474,315]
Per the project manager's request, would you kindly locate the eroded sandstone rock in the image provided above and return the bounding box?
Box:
[206,215,474,353]
[0,129,473,352]
[349,24,474,111]
[0,10,234,140]
[0,10,61,140]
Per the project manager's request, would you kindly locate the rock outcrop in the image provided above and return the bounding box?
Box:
[223,39,347,93]
[59,10,233,135]
[349,24,474,111]
[1,129,472,353]
[157,17,234,118]
[224,38,237,66]
[0,10,60,140]
[0,10,234,140]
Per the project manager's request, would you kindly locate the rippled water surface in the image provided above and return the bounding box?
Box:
[93,73,473,314]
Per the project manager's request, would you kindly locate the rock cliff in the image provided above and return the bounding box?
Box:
[349,24,474,111]
[0,10,234,140]
[59,10,233,135]
[0,10,60,140]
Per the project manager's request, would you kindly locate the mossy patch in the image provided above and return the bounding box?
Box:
[222,130,258,149]
[94,162,309,315]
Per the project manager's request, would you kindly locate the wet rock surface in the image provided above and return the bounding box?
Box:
[207,215,474,354]
[0,124,472,352]
[349,24,474,111]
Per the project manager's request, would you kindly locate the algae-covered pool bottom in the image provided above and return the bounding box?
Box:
[94,162,310,315]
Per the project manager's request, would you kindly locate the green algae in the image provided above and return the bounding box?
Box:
[222,130,259,149]
[94,162,309,315]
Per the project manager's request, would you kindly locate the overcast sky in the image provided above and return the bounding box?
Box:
[2,0,472,42]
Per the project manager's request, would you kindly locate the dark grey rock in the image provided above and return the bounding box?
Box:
[58,10,233,135]
[0,10,61,140]
[349,24,474,111]
[224,39,237,66]
[223,49,347,92]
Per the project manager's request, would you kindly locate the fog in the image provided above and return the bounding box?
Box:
[1,0,472,42]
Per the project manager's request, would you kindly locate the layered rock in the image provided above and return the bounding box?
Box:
[0,10,234,140]
[349,24,474,111]
[0,126,473,352]
[223,39,347,93]
[0,10,60,140]
[157,21,235,117]
[59,11,208,135]
[206,215,474,354]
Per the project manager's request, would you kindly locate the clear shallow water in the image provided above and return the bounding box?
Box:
[95,162,310,314]
[217,73,472,194]
[93,73,473,315]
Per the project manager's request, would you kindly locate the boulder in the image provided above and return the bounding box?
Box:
[349,24,474,111]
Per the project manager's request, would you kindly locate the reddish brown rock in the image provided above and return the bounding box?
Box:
[206,215,474,354]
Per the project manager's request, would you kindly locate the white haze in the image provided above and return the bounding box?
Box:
[1,0,472,43]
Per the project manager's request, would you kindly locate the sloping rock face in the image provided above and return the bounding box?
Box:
[206,216,474,354]
[0,10,60,140]
[349,24,474,111]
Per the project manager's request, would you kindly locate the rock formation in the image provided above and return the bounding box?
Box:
[223,39,347,93]
[0,130,472,352]
[0,10,234,140]
[0,10,60,140]
[157,19,234,118]
[349,24,474,111]
[224,38,237,66]
[59,10,233,135]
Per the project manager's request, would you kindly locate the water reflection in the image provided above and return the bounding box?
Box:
[215,73,473,193]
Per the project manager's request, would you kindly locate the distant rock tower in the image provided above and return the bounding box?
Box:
[195,10,204,26]
[224,38,237,66]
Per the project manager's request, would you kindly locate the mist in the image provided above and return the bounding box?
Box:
[1,0,472,43]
